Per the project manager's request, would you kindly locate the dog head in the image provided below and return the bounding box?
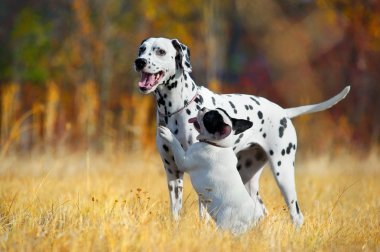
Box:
[189,108,253,147]
[135,37,192,94]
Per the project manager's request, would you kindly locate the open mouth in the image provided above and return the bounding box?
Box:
[188,117,200,131]
[138,71,164,92]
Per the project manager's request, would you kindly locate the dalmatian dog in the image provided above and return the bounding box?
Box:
[159,107,264,235]
[134,37,350,227]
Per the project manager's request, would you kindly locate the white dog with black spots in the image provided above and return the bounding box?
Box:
[159,107,264,235]
[134,37,350,227]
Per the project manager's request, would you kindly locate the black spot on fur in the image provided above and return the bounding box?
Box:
[237,164,241,171]
[174,129,179,135]
[198,95,204,104]
[279,117,288,138]
[157,96,165,107]
[286,143,293,154]
[278,161,281,166]
[263,133,267,138]
[296,201,300,214]
[186,109,191,115]
[280,117,287,127]
[258,111,263,119]
[276,172,280,176]
[229,101,235,108]
[164,159,170,165]
[250,97,260,105]
[167,81,178,90]
[279,127,285,138]
[174,186,179,199]
[212,97,216,106]
[163,145,169,152]
[281,149,285,156]
[269,150,274,155]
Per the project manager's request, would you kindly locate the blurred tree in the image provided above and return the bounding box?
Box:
[0,0,378,153]
[315,0,380,145]
[10,8,52,84]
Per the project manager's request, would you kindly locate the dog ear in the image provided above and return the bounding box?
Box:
[140,38,148,45]
[217,124,232,139]
[231,118,253,135]
[172,39,192,73]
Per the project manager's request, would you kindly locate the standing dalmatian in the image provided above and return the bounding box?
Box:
[134,37,350,227]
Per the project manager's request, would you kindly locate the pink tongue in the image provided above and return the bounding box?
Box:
[188,117,197,123]
[139,73,156,88]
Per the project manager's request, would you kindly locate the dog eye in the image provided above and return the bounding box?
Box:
[157,49,166,56]
[138,46,146,55]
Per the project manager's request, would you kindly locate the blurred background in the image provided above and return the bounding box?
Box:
[0,0,379,157]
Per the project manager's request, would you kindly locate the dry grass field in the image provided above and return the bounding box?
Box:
[0,148,379,251]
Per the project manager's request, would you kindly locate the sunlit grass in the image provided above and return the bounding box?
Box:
[0,149,379,251]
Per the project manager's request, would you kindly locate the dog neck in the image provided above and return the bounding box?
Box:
[199,139,224,148]
[154,71,198,118]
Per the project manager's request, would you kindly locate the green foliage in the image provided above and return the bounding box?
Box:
[11,8,52,84]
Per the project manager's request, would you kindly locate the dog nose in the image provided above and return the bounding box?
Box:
[135,58,147,71]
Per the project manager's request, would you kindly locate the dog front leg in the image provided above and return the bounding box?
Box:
[159,148,184,220]
[156,130,184,220]
[166,170,184,220]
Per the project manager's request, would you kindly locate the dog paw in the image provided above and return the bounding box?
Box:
[291,212,304,229]
[159,126,174,142]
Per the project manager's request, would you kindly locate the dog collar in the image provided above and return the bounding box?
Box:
[158,89,199,118]
[199,139,223,148]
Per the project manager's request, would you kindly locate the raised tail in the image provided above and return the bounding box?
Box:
[285,86,350,119]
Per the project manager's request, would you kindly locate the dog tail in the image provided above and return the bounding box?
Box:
[285,86,350,119]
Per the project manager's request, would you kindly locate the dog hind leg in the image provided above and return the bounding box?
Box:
[267,124,304,227]
[238,147,268,217]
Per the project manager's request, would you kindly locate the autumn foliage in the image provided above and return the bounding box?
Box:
[0,0,379,155]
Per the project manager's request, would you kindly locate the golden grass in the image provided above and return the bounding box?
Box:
[0,149,379,251]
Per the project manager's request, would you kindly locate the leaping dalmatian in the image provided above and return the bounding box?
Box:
[134,37,350,227]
